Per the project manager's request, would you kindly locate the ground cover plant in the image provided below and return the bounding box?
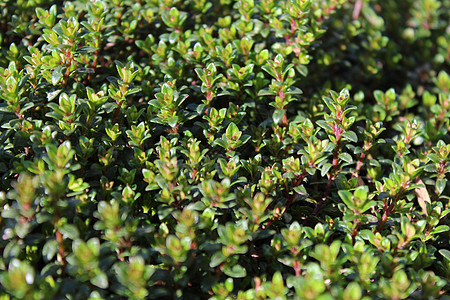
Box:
[0,0,449,298]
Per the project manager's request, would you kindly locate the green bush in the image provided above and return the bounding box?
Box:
[0,0,449,298]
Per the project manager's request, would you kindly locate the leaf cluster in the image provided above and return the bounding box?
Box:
[0,0,449,299]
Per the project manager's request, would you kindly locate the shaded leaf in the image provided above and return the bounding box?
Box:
[414,179,430,216]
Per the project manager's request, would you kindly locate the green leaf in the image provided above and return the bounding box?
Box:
[46,88,62,101]
[339,153,353,163]
[222,263,247,278]
[167,116,178,128]
[273,109,285,124]
[321,163,332,177]
[42,239,59,261]
[316,120,333,133]
[52,66,64,85]
[294,185,307,195]
[286,87,303,95]
[90,271,109,289]
[257,88,275,96]
[431,225,449,235]
[58,224,80,240]
[226,122,241,142]
[354,186,368,200]
[322,96,336,113]
[342,131,358,143]
[343,282,362,300]
[261,65,275,79]
[436,178,446,195]
[360,201,377,213]
[338,190,353,208]
[271,271,285,293]
[210,251,227,268]
[440,249,450,261]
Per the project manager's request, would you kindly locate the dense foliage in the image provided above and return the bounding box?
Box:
[0,0,449,298]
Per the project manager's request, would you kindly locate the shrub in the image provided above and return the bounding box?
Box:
[0,0,449,299]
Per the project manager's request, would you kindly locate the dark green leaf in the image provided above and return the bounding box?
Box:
[342,131,358,143]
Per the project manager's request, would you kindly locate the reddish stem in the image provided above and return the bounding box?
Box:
[281,113,288,127]
[355,152,365,173]
[376,186,406,232]
[352,151,366,179]
[293,260,301,277]
[313,137,341,215]
[285,170,308,208]
[56,228,67,265]
[265,169,309,227]
[112,99,124,123]
[376,201,395,232]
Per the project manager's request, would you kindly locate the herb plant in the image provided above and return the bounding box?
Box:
[0,0,449,299]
